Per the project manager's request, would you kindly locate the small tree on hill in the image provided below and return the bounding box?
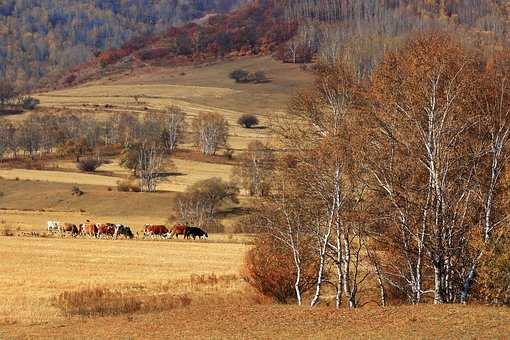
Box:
[175,178,239,228]
[233,141,273,196]
[161,106,187,153]
[237,114,259,128]
[0,80,17,107]
[192,112,229,155]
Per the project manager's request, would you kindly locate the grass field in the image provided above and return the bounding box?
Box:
[0,236,248,326]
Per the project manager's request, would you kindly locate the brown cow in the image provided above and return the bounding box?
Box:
[58,223,79,236]
[144,224,169,238]
[97,223,116,238]
[169,224,188,239]
[80,223,98,237]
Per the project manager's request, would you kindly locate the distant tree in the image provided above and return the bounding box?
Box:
[62,138,92,162]
[237,114,259,128]
[233,141,273,196]
[175,178,239,228]
[120,141,166,192]
[192,112,229,155]
[161,106,187,153]
[0,80,17,107]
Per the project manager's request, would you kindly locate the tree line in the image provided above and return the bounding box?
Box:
[0,106,233,192]
[243,32,510,307]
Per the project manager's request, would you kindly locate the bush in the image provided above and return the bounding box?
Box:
[19,96,40,110]
[229,69,250,83]
[252,71,269,83]
[71,185,84,196]
[0,226,14,237]
[117,180,130,192]
[242,235,316,303]
[52,288,142,317]
[237,114,259,128]
[77,158,102,172]
[117,180,141,192]
[229,69,270,84]
[51,287,192,317]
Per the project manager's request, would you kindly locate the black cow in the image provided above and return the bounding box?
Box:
[114,224,134,239]
[185,227,208,240]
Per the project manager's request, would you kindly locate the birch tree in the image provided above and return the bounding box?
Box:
[192,112,229,155]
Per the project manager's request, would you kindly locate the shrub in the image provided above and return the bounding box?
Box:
[117,180,142,192]
[71,186,84,196]
[242,234,316,303]
[252,71,269,83]
[229,69,250,83]
[51,287,192,317]
[52,288,142,317]
[237,114,259,128]
[117,180,130,192]
[19,96,40,110]
[175,178,238,229]
[77,158,102,172]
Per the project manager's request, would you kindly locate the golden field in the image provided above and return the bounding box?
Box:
[0,236,248,323]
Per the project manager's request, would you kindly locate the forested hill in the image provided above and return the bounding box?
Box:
[56,0,510,90]
[0,0,246,90]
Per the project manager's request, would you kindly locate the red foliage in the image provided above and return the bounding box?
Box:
[92,0,297,68]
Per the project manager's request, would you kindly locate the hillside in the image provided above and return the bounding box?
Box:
[58,0,510,89]
[0,0,247,90]
[0,56,313,233]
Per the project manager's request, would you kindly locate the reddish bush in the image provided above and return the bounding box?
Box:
[242,234,316,303]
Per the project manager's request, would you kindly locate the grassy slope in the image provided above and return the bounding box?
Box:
[0,56,311,231]
[3,304,509,339]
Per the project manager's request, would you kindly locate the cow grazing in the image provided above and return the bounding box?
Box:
[80,223,98,237]
[144,224,169,238]
[185,227,208,240]
[114,224,134,239]
[47,221,60,233]
[48,221,79,236]
[60,223,80,236]
[96,223,116,238]
[169,224,188,239]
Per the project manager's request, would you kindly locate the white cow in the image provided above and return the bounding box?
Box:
[47,221,60,233]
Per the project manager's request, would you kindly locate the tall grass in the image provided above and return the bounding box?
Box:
[51,287,193,317]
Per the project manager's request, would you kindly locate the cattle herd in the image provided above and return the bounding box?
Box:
[46,221,208,240]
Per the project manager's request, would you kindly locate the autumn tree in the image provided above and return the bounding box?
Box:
[174,178,239,229]
[367,33,510,304]
[192,112,229,155]
[160,106,187,153]
[232,140,273,196]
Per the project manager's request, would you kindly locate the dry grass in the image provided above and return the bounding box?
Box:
[2,303,509,339]
[0,236,248,326]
